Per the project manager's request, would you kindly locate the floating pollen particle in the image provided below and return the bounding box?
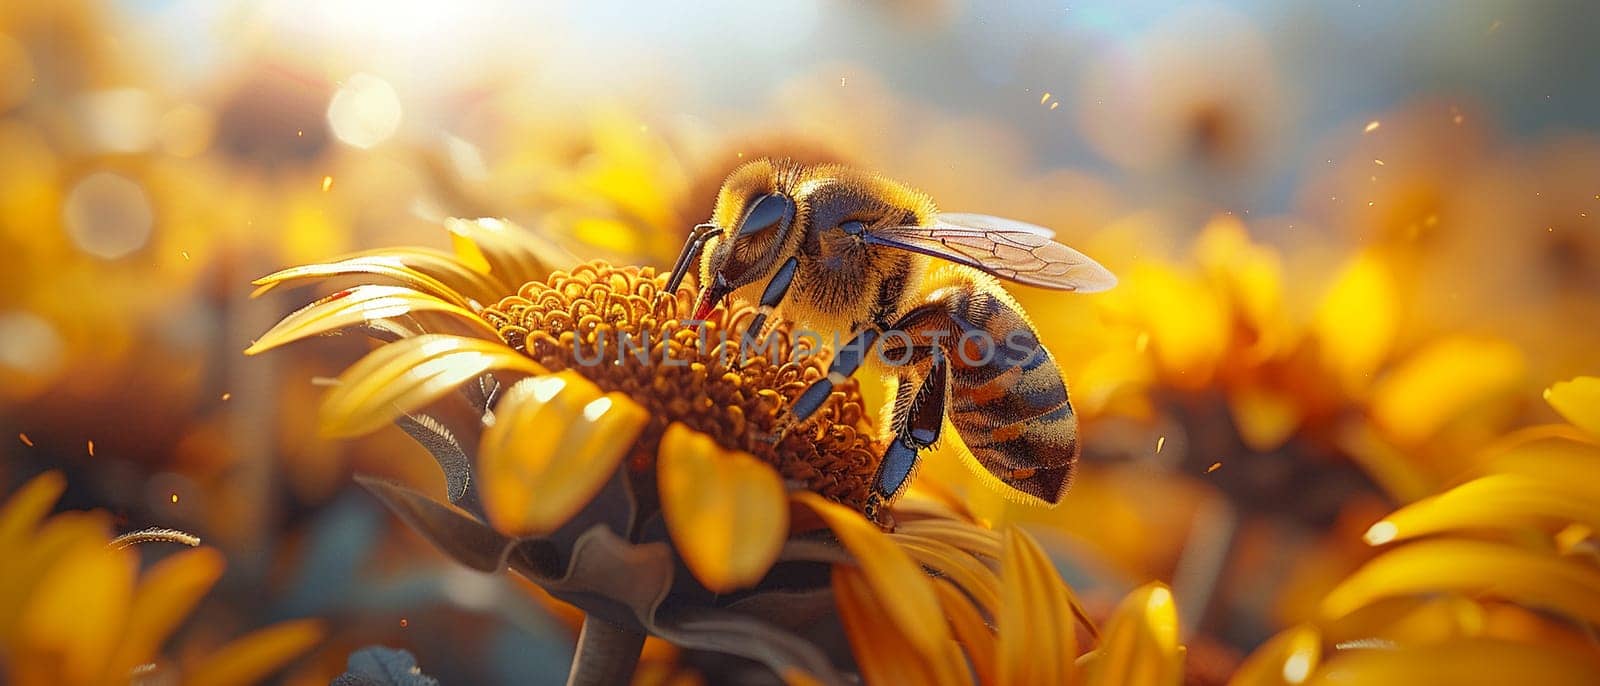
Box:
[1206,461,1222,474]
[1364,120,1381,133]
[321,175,333,192]
[87,440,95,456]
[19,433,32,447]
[1155,436,1166,454]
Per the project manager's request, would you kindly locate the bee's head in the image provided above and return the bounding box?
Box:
[694,160,803,320]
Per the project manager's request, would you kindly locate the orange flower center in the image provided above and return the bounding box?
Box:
[480,262,880,510]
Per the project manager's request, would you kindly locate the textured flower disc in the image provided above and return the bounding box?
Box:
[480,261,881,510]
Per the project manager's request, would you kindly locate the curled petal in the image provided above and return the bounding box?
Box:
[252,255,472,308]
[996,526,1079,686]
[658,423,788,593]
[889,533,1001,618]
[481,372,647,536]
[1475,435,1600,488]
[1305,638,1600,686]
[343,246,513,303]
[1227,625,1321,686]
[832,566,967,686]
[893,519,1002,560]
[320,334,545,437]
[792,492,952,662]
[447,217,576,287]
[1364,474,1600,545]
[1084,582,1182,686]
[246,285,499,355]
[1545,377,1600,437]
[1322,539,1600,627]
[933,578,997,686]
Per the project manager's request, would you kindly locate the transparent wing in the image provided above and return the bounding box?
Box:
[862,217,1116,292]
[935,212,1055,239]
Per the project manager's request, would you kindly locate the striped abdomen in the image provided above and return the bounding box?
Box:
[943,289,1078,503]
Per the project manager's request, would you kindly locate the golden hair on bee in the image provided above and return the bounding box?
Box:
[669,159,1115,522]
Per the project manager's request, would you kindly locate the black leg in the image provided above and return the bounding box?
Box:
[741,256,799,348]
[865,355,949,524]
[784,327,882,427]
[665,223,718,293]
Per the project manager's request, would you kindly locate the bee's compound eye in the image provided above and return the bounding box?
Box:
[738,193,793,237]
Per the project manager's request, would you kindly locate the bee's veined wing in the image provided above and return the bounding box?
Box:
[934,212,1055,239]
[862,217,1117,292]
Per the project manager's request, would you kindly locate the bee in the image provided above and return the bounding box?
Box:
[665,159,1115,521]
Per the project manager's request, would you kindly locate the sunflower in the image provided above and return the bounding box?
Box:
[1229,377,1600,685]
[249,216,1195,684]
[0,471,322,685]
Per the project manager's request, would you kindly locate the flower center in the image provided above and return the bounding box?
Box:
[480,261,880,510]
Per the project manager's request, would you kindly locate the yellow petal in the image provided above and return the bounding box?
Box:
[105,547,226,679]
[1119,263,1229,387]
[1476,435,1600,490]
[246,285,499,355]
[1084,582,1182,686]
[16,543,136,685]
[1336,424,1439,504]
[446,217,574,287]
[344,246,513,304]
[251,255,471,308]
[480,372,647,536]
[832,566,957,686]
[1304,638,1600,686]
[0,512,112,647]
[658,423,787,593]
[996,526,1078,686]
[1545,377,1600,437]
[1364,474,1600,546]
[792,492,951,661]
[320,334,545,437]
[1195,217,1288,360]
[889,533,1001,618]
[1312,251,1397,394]
[934,577,997,686]
[893,518,1002,559]
[1321,539,1600,627]
[1370,337,1524,445]
[182,618,324,686]
[0,471,66,552]
[1229,385,1303,452]
[1227,624,1320,686]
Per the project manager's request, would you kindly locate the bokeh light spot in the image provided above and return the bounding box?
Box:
[327,73,402,149]
[0,311,63,382]
[63,171,155,259]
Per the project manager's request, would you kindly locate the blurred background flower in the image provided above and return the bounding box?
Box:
[2,0,1598,682]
